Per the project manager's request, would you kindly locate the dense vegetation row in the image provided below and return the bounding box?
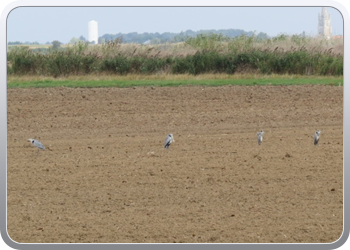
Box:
[7,34,343,77]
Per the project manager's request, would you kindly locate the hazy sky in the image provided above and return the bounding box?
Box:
[7,6,344,44]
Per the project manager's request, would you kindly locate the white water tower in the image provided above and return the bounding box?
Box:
[88,20,98,44]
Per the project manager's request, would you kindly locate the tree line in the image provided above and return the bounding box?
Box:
[8,29,270,45]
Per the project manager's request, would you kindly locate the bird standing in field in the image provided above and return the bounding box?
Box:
[257,130,264,146]
[28,138,45,151]
[164,134,175,149]
[314,131,321,146]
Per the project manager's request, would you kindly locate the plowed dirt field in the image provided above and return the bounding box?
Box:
[7,85,343,243]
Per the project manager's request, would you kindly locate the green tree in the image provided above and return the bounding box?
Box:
[69,37,80,44]
[98,38,106,44]
[51,40,61,49]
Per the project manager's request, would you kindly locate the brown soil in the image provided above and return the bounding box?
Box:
[7,85,343,243]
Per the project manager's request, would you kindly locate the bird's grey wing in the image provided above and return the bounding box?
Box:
[164,136,171,147]
[35,140,45,150]
[314,134,319,145]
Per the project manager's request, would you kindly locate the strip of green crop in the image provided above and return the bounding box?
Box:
[7,77,343,89]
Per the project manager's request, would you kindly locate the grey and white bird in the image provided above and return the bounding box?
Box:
[28,138,45,150]
[164,134,175,149]
[257,130,264,146]
[314,130,321,146]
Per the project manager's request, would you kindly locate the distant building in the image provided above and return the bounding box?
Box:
[88,20,98,44]
[318,7,332,40]
[332,35,343,40]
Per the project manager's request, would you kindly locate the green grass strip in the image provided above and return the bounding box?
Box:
[7,77,343,89]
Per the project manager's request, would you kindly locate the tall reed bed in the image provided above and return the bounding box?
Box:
[7,34,343,77]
